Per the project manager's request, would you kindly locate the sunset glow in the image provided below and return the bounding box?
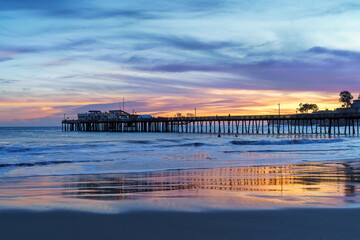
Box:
[1,1,360,125]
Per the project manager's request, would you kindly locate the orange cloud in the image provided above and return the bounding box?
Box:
[0,89,345,123]
[40,107,53,111]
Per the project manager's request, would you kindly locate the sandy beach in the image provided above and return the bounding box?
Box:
[0,162,359,212]
[1,208,360,240]
[1,162,360,239]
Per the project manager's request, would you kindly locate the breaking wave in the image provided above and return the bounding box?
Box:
[126,140,154,144]
[1,127,357,177]
[0,160,111,168]
[178,142,206,147]
[230,139,344,146]
[159,142,209,148]
[0,143,116,154]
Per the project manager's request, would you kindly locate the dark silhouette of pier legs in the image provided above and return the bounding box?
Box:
[62,115,360,136]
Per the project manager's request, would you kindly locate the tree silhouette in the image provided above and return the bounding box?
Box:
[339,91,353,108]
[297,103,319,113]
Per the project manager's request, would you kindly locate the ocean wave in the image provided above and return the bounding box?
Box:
[0,143,116,154]
[1,147,32,153]
[0,159,111,168]
[156,138,183,143]
[230,139,344,146]
[223,148,348,154]
[178,142,206,147]
[126,140,154,144]
[53,143,117,149]
[159,142,208,148]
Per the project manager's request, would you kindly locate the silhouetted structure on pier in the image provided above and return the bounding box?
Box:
[62,112,360,135]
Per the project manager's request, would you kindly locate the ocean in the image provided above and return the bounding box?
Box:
[0,127,359,177]
[1,127,360,212]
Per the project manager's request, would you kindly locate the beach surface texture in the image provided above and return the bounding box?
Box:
[1,128,360,239]
[1,209,360,240]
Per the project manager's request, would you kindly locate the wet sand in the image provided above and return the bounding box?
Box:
[0,162,360,239]
[1,208,360,240]
[0,162,359,211]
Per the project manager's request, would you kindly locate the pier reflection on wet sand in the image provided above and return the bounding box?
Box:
[0,162,359,211]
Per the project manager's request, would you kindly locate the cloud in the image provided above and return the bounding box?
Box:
[61,101,148,115]
[0,115,62,127]
[136,62,223,72]
[0,57,13,62]
[2,0,360,126]
[82,73,201,95]
[41,59,71,67]
[308,47,360,60]
[0,38,99,58]
[51,38,99,50]
[322,2,360,15]
[0,78,19,84]
[150,35,238,51]
[131,46,360,92]
[47,9,160,20]
[95,33,244,69]
[0,1,161,20]
[59,98,261,118]
[0,0,73,11]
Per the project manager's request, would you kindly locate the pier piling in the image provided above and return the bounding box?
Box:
[62,113,360,136]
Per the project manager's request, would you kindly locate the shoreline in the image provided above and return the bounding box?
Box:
[1,155,358,178]
[0,162,359,213]
[1,208,360,240]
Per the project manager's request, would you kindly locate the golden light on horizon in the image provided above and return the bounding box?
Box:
[0,89,347,122]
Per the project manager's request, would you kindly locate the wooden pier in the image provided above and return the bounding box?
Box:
[62,113,360,135]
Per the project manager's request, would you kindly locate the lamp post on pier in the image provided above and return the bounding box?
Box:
[278,103,280,115]
[194,108,196,118]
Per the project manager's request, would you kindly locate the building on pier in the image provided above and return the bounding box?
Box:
[108,110,132,120]
[78,110,134,121]
[78,110,105,121]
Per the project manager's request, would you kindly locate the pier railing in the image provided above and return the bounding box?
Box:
[62,113,360,135]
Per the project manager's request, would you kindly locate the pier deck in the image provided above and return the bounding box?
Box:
[62,113,360,135]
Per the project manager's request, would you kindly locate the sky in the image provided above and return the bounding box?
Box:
[1,0,360,126]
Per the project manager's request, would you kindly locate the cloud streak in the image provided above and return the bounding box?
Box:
[0,78,19,84]
[309,47,360,60]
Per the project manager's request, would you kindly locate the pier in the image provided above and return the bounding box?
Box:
[62,113,360,135]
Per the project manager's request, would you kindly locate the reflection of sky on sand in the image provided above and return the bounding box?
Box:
[0,162,359,212]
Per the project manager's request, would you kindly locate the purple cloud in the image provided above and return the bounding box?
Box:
[131,47,360,92]
[309,47,360,60]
